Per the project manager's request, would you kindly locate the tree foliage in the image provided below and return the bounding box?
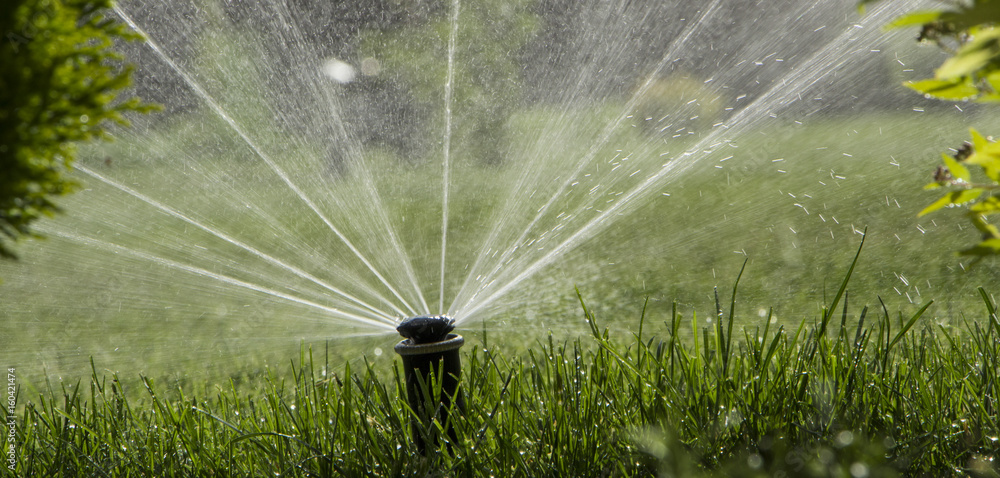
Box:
[0,0,156,259]
[864,0,1000,260]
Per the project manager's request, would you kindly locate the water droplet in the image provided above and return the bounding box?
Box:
[322,58,355,83]
[836,430,854,447]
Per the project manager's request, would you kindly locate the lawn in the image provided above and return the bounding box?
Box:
[1,104,997,387]
[3,1,998,474]
[8,248,1000,476]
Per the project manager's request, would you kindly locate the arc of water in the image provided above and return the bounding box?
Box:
[113,5,420,318]
[456,1,907,321]
[263,1,431,316]
[75,164,401,322]
[439,0,461,314]
[449,0,726,314]
[46,229,397,330]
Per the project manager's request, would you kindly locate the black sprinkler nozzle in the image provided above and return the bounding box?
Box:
[396,314,455,344]
[394,315,464,454]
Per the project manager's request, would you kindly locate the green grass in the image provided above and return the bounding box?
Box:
[4,106,997,387]
[10,246,1000,477]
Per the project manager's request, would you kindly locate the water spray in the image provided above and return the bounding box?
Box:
[394,315,464,453]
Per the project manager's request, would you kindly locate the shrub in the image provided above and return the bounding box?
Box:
[0,0,156,259]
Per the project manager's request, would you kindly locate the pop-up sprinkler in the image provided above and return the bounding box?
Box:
[394,315,465,453]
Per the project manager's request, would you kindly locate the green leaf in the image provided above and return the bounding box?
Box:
[970,214,1000,237]
[942,152,971,183]
[936,27,1000,80]
[905,77,979,100]
[959,238,1000,256]
[970,196,1000,215]
[979,141,1000,157]
[987,165,1000,182]
[885,10,943,30]
[937,50,996,80]
[970,129,989,151]
[976,93,1000,103]
[986,69,1000,95]
[857,0,880,15]
[918,189,984,217]
[965,137,1000,182]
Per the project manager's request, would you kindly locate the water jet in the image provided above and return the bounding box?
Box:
[394,315,464,453]
[2,0,995,386]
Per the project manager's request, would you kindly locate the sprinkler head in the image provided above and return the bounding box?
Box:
[394,315,464,454]
[396,315,455,344]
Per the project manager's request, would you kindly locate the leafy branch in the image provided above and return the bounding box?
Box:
[919,129,1000,256]
[864,0,1000,260]
[0,0,158,260]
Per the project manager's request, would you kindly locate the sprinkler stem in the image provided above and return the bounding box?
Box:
[394,316,464,454]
